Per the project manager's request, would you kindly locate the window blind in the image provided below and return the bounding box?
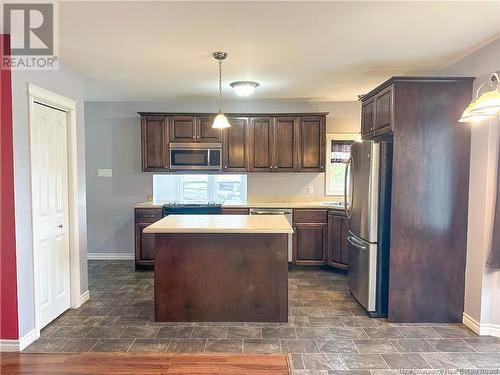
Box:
[331,140,354,163]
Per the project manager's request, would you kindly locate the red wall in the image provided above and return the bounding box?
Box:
[0,34,19,340]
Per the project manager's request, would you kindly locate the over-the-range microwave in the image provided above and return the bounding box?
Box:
[169,142,222,170]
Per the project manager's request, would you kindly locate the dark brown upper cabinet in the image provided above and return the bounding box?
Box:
[223,117,249,172]
[169,115,197,142]
[361,85,393,140]
[274,117,298,171]
[249,116,298,172]
[141,115,169,171]
[361,97,375,138]
[374,86,393,136]
[197,115,222,142]
[139,112,326,173]
[249,117,274,172]
[298,116,325,172]
[169,115,221,143]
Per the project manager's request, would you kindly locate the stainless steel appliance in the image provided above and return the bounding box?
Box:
[345,141,392,317]
[249,208,293,262]
[169,143,222,170]
[162,201,223,216]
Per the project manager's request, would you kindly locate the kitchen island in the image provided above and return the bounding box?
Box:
[143,214,293,322]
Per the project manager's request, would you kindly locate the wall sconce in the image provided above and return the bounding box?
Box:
[459,72,500,124]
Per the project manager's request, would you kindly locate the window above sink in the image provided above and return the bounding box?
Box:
[325,133,358,197]
[153,174,247,203]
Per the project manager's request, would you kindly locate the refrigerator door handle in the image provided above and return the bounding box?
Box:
[344,157,353,219]
[347,236,367,251]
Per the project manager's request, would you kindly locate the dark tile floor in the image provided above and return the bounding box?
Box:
[25,261,500,374]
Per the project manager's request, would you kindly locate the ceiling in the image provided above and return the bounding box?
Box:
[59,1,500,102]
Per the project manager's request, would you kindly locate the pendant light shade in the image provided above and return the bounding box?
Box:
[458,101,494,123]
[471,90,500,115]
[212,111,231,129]
[459,72,500,123]
[212,51,230,129]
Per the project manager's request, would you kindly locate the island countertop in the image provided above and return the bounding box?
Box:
[143,214,294,234]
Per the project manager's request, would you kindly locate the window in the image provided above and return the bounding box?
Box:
[153,174,247,203]
[325,135,355,196]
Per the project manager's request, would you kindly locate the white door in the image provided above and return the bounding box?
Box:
[31,102,71,328]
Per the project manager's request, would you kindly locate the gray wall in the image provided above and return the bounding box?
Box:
[84,100,360,256]
[11,62,87,338]
[439,38,500,328]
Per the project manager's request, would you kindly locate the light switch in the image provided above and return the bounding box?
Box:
[307,185,314,195]
[97,168,112,177]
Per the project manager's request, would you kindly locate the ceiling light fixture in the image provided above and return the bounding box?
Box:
[212,51,230,129]
[459,72,500,124]
[230,81,260,96]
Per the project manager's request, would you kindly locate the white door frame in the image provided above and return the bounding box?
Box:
[27,83,82,339]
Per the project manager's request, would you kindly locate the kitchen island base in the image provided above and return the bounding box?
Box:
[154,233,288,322]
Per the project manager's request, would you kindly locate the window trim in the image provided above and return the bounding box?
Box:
[325,133,358,197]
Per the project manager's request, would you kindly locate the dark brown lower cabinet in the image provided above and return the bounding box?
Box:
[135,207,249,269]
[134,207,347,270]
[294,224,327,264]
[136,223,155,260]
[326,211,350,270]
[292,209,328,265]
[135,208,162,269]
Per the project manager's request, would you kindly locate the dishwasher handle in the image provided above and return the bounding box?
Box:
[249,209,292,215]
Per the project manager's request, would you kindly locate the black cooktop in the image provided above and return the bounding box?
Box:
[162,201,223,216]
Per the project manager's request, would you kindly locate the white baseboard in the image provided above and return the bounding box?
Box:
[87,252,134,260]
[0,339,19,352]
[463,313,481,334]
[463,312,500,337]
[19,329,37,351]
[0,329,36,352]
[80,290,90,305]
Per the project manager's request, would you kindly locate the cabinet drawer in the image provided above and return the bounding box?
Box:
[293,209,327,224]
[135,208,162,223]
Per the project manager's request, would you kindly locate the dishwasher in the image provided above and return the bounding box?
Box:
[249,208,293,262]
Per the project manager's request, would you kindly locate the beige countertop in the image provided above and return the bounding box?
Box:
[134,200,345,210]
[143,214,294,234]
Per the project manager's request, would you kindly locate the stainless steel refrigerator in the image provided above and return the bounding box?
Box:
[345,140,392,317]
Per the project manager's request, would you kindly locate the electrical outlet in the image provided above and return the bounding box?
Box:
[97,168,112,177]
[307,186,314,195]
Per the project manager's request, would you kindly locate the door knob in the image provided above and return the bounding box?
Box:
[58,224,63,228]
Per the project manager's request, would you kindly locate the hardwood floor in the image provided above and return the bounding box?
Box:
[0,352,290,374]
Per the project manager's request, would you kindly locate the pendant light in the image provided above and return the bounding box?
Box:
[212,51,230,129]
[459,72,500,123]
